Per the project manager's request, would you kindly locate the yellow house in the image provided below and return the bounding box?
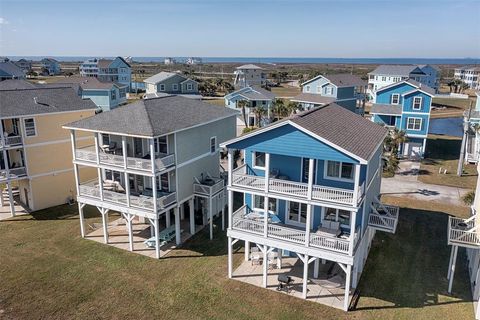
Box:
[0,86,97,215]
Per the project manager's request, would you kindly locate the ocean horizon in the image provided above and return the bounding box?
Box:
[6,56,480,65]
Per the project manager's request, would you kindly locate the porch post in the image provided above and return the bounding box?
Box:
[189,198,195,235]
[0,187,5,207]
[262,246,269,288]
[221,191,225,231]
[94,132,100,165]
[227,149,233,230]
[307,158,314,200]
[127,213,134,252]
[7,181,15,217]
[166,210,171,227]
[122,136,127,169]
[209,196,213,240]
[263,196,269,237]
[313,258,319,278]
[124,172,131,207]
[277,249,282,269]
[150,139,158,215]
[352,264,358,289]
[447,245,455,280]
[180,203,185,220]
[228,190,233,229]
[349,209,357,256]
[78,203,85,238]
[227,236,233,278]
[244,240,250,261]
[344,264,352,311]
[174,206,181,245]
[305,204,312,247]
[101,208,108,244]
[303,254,309,299]
[264,153,270,193]
[155,217,160,259]
[353,163,361,205]
[448,245,459,294]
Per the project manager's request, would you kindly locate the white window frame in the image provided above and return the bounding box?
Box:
[252,195,278,214]
[23,118,37,137]
[172,83,179,91]
[412,96,422,110]
[391,93,400,105]
[159,84,165,91]
[285,201,310,228]
[187,83,193,91]
[305,85,310,92]
[321,207,351,228]
[406,117,422,131]
[210,136,217,154]
[324,160,355,182]
[325,86,333,95]
[252,151,266,170]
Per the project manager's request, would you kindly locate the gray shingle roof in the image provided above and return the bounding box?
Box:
[236,64,263,70]
[325,74,366,87]
[54,76,126,90]
[65,96,238,137]
[369,65,425,76]
[377,78,435,96]
[228,86,276,101]
[0,87,97,118]
[143,71,184,84]
[0,79,37,90]
[0,61,25,78]
[290,93,336,105]
[290,104,387,161]
[370,103,403,115]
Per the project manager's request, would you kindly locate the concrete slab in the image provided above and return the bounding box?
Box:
[0,203,29,221]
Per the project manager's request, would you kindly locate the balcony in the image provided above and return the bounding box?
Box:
[231,165,364,207]
[0,135,23,148]
[448,215,480,248]
[78,180,176,212]
[0,167,28,182]
[231,205,356,255]
[75,146,175,173]
[368,202,399,233]
[193,177,224,197]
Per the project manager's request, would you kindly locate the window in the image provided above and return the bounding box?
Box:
[302,158,316,183]
[407,117,422,131]
[288,201,307,226]
[324,86,333,95]
[23,118,36,137]
[253,151,266,169]
[325,161,354,180]
[187,83,193,91]
[323,207,351,226]
[382,76,386,81]
[172,84,178,91]
[156,172,169,192]
[210,136,217,153]
[305,85,310,92]
[155,136,168,155]
[111,90,116,100]
[253,195,277,212]
[413,97,422,110]
[159,84,165,91]
[391,93,400,104]
[101,134,110,146]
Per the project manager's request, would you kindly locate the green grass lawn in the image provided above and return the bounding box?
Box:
[204,98,226,107]
[0,200,474,320]
[419,135,477,189]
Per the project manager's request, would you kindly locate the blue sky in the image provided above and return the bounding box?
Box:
[0,0,479,58]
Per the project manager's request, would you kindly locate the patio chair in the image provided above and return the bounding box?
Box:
[277,274,294,293]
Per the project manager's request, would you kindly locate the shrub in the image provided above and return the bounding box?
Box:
[462,191,475,206]
[242,127,256,134]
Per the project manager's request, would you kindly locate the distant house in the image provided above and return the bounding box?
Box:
[225,86,276,128]
[14,59,32,72]
[40,58,61,75]
[454,66,480,90]
[0,60,26,81]
[234,64,267,88]
[370,79,435,158]
[464,92,480,163]
[291,74,366,114]
[79,57,132,90]
[143,71,199,96]
[367,65,438,99]
[186,57,202,65]
[54,76,128,111]
[164,57,176,65]
[418,65,440,91]
[0,79,37,90]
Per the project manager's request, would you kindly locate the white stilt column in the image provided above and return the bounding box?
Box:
[244,241,250,261]
[7,181,15,217]
[0,187,4,207]
[262,246,269,288]
[180,203,185,220]
[126,213,134,252]
[448,245,459,294]
[155,217,160,259]
[174,207,181,245]
[78,203,85,238]
[221,192,225,231]
[189,198,195,235]
[101,209,108,244]
[166,210,171,227]
[303,254,309,299]
[344,264,352,311]
[277,249,282,269]
[209,196,213,240]
[313,258,319,278]
[228,236,233,278]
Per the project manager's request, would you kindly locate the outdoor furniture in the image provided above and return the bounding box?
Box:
[316,220,341,237]
[101,142,117,154]
[269,168,279,178]
[277,274,294,293]
[251,247,261,265]
[144,225,182,248]
[245,211,281,223]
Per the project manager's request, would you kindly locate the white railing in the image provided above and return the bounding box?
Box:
[0,136,23,147]
[448,216,480,247]
[231,165,357,206]
[75,146,175,172]
[79,182,176,212]
[467,152,479,163]
[231,204,353,255]
[368,203,399,233]
[193,179,224,197]
[0,167,27,181]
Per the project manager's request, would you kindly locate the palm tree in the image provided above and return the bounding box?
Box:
[237,100,249,129]
[253,106,267,127]
[390,129,407,155]
[271,99,287,119]
[286,101,300,115]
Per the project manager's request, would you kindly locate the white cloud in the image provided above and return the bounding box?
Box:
[0,18,9,25]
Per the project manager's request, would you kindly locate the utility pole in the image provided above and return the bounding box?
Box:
[457,101,473,176]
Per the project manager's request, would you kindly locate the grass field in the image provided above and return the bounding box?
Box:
[419,135,477,190]
[0,197,474,320]
[271,85,301,98]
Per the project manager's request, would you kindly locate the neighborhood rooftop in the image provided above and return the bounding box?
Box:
[54,75,127,89]
[234,86,276,100]
[0,87,97,118]
[370,103,403,115]
[369,65,425,76]
[378,78,436,95]
[303,74,366,87]
[290,92,336,105]
[143,71,186,84]
[64,95,238,137]
[0,79,37,90]
[0,60,25,78]
[236,64,263,70]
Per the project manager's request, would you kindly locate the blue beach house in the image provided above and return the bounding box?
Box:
[370,79,435,158]
[221,103,399,311]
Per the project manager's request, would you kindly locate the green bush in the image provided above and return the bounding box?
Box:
[242,127,256,134]
[462,191,475,206]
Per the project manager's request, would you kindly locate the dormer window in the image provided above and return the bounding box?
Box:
[413,97,422,110]
[391,93,400,105]
[305,85,310,92]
